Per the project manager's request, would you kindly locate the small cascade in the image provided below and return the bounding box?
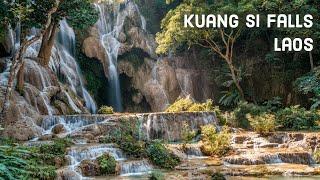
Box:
[68,144,126,162]
[185,146,205,159]
[41,116,104,135]
[0,59,11,86]
[94,1,147,112]
[119,160,152,176]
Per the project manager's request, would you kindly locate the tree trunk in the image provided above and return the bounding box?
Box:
[0,1,60,123]
[16,61,25,94]
[38,22,58,66]
[227,61,245,99]
[309,51,314,71]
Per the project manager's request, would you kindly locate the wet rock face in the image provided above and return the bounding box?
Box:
[56,169,82,180]
[117,57,213,112]
[52,124,67,134]
[79,159,101,177]
[225,132,320,168]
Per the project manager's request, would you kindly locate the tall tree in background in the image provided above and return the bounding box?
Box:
[156,0,320,105]
[156,0,252,100]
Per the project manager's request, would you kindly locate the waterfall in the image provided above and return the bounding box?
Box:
[53,19,97,113]
[94,1,147,112]
[94,2,123,112]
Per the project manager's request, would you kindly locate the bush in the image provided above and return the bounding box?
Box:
[106,118,147,158]
[0,145,57,180]
[200,125,231,157]
[211,172,226,180]
[97,154,117,175]
[98,106,114,114]
[231,101,267,129]
[247,113,276,134]
[39,138,72,156]
[181,123,196,149]
[276,106,320,130]
[314,150,320,163]
[150,170,165,180]
[165,97,194,112]
[146,140,180,169]
[166,97,217,113]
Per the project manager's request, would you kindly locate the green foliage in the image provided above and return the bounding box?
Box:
[200,125,231,157]
[314,150,320,164]
[97,154,117,175]
[276,106,320,130]
[76,42,109,107]
[150,170,165,180]
[105,118,147,158]
[0,139,61,180]
[231,101,267,129]
[211,172,226,180]
[247,113,276,134]
[0,145,30,179]
[0,0,98,42]
[219,90,242,107]
[166,98,215,112]
[165,97,194,112]
[146,140,180,169]
[263,97,283,112]
[98,106,114,114]
[39,138,72,156]
[295,67,320,110]
[181,123,196,148]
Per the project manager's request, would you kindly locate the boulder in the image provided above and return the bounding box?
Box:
[82,36,106,63]
[52,124,67,134]
[79,159,100,177]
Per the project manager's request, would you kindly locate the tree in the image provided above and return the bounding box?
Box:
[0,0,98,121]
[156,0,320,104]
[156,0,253,100]
[0,0,60,122]
[36,0,98,66]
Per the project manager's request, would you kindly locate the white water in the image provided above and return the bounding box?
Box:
[120,160,152,176]
[53,19,97,113]
[94,1,147,112]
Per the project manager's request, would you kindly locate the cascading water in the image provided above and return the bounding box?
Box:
[94,2,123,112]
[94,0,147,112]
[52,19,97,113]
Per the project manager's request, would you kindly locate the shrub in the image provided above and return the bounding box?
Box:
[231,101,267,129]
[276,106,320,130]
[211,172,226,180]
[98,106,114,114]
[146,140,180,169]
[247,113,276,134]
[165,97,194,112]
[0,145,57,180]
[200,125,231,157]
[39,138,73,156]
[97,154,117,175]
[150,170,165,180]
[0,145,30,179]
[314,150,320,163]
[106,118,147,158]
[181,123,196,149]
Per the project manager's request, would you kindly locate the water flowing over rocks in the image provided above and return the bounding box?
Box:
[80,0,214,112]
[31,112,218,179]
[40,112,218,142]
[0,19,97,140]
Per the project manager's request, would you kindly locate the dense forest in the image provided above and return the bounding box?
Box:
[0,0,320,179]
